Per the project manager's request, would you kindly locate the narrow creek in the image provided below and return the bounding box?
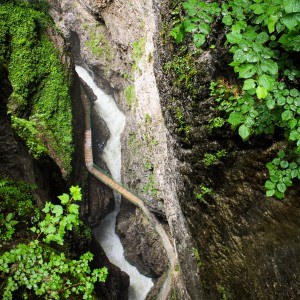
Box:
[75,66,154,300]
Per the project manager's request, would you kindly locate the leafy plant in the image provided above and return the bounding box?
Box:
[172,0,300,198]
[194,185,213,203]
[202,150,227,166]
[0,185,108,299]
[124,85,137,108]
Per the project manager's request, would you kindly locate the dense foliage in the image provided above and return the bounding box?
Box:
[0,182,108,299]
[0,1,74,175]
[170,0,300,199]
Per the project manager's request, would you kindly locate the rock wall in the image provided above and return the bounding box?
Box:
[153,1,300,299]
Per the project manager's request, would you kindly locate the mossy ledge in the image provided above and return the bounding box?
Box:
[0,1,74,177]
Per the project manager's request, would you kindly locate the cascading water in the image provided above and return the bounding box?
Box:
[75,66,154,300]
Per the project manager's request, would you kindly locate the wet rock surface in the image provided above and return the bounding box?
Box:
[154,0,300,299]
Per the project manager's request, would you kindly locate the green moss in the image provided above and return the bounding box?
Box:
[85,28,113,61]
[124,85,137,108]
[0,2,74,176]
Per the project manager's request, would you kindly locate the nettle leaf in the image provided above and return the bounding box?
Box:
[238,64,256,78]
[256,86,268,99]
[258,74,275,91]
[243,79,256,90]
[228,112,243,126]
[233,49,247,63]
[238,124,251,140]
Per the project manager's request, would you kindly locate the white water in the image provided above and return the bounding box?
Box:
[75,66,154,300]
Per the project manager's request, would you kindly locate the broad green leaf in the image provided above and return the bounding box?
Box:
[268,15,278,33]
[238,64,256,78]
[222,15,233,25]
[256,32,269,43]
[289,130,300,141]
[238,124,251,140]
[250,3,266,14]
[184,22,198,33]
[233,49,246,63]
[278,150,285,158]
[266,98,275,109]
[282,13,300,30]
[256,86,268,99]
[266,189,275,197]
[283,177,293,187]
[281,109,293,121]
[258,74,275,91]
[275,190,284,199]
[52,205,63,217]
[280,160,289,168]
[199,23,210,35]
[228,112,243,126]
[265,180,275,189]
[290,89,299,97]
[193,34,205,47]
[277,182,286,193]
[226,32,243,44]
[260,59,278,75]
[283,0,300,13]
[243,79,256,90]
[58,193,70,205]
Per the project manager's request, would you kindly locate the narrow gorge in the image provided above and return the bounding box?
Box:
[1,0,300,299]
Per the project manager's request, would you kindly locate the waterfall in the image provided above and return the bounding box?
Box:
[75,66,154,300]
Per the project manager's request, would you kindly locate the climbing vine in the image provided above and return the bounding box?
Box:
[170,0,300,199]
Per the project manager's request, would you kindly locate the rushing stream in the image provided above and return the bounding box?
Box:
[75,66,154,300]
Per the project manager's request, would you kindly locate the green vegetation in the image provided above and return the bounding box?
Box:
[192,247,203,268]
[202,150,227,167]
[176,107,190,137]
[0,183,108,299]
[143,173,157,197]
[194,185,213,203]
[85,28,113,61]
[171,0,300,199]
[132,37,146,70]
[0,1,74,175]
[124,84,137,108]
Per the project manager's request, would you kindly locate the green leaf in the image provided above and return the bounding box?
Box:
[281,110,293,121]
[250,3,266,14]
[226,32,243,44]
[68,204,79,215]
[258,74,275,91]
[283,177,293,187]
[233,49,247,63]
[268,15,278,33]
[228,112,243,126]
[238,64,256,78]
[238,124,251,140]
[289,130,300,141]
[282,13,300,30]
[256,32,269,43]
[58,193,70,205]
[278,150,285,159]
[222,15,233,25]
[277,182,286,193]
[52,205,63,217]
[265,180,275,190]
[256,86,268,99]
[290,89,299,97]
[283,0,300,13]
[193,34,206,47]
[199,23,210,35]
[280,160,289,169]
[266,189,275,197]
[266,98,276,109]
[260,59,278,76]
[243,79,256,90]
[70,186,82,201]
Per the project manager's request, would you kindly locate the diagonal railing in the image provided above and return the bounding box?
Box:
[80,90,177,300]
